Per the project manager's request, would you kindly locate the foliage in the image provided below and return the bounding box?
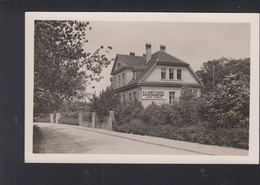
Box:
[141,102,165,125]
[113,122,249,149]
[34,20,113,116]
[88,87,120,117]
[62,111,80,118]
[196,58,250,94]
[140,102,182,126]
[178,86,199,126]
[114,100,144,125]
[60,100,89,112]
[59,117,79,125]
[199,74,250,129]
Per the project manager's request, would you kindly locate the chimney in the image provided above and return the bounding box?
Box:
[130,52,135,56]
[145,43,151,63]
[160,45,166,51]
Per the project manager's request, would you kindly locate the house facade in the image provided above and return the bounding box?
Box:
[110,43,203,107]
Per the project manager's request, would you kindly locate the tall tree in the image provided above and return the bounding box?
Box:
[199,74,250,129]
[87,87,119,117]
[34,20,113,116]
[196,58,250,94]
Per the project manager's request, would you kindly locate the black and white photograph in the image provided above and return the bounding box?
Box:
[25,12,259,164]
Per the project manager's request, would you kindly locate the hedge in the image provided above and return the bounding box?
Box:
[59,117,79,126]
[113,120,249,149]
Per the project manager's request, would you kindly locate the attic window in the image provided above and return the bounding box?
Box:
[133,71,137,80]
[117,63,120,68]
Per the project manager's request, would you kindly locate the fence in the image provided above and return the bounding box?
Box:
[50,111,114,131]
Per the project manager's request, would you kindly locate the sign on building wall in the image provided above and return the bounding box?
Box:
[142,91,165,99]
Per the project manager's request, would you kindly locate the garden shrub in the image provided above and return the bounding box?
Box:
[113,121,248,149]
[178,86,200,126]
[59,117,79,125]
[141,102,165,125]
[114,100,144,125]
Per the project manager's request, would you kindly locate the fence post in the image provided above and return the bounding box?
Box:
[50,114,55,123]
[55,113,61,124]
[108,111,114,130]
[79,113,82,126]
[92,112,96,128]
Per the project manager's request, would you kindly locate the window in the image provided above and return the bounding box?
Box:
[169,68,174,79]
[122,73,125,85]
[114,76,116,88]
[177,69,182,80]
[169,92,175,104]
[119,95,121,101]
[129,93,132,101]
[133,92,136,100]
[161,68,166,79]
[133,71,137,80]
[117,63,120,68]
[123,95,125,102]
[118,75,120,87]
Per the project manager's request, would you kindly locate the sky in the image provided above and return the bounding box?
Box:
[83,21,250,94]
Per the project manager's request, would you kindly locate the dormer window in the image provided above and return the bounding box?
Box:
[133,71,137,80]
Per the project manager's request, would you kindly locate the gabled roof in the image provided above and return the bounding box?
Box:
[117,54,145,67]
[126,51,160,86]
[112,50,203,92]
[110,54,145,75]
[156,50,189,65]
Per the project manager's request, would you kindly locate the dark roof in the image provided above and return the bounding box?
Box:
[133,66,146,71]
[157,51,189,65]
[116,54,145,67]
[126,51,160,86]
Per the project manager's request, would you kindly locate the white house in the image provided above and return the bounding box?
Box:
[110,43,203,107]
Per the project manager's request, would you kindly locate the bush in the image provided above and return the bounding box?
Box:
[141,102,165,125]
[113,121,249,149]
[140,102,183,126]
[115,100,144,125]
[35,113,50,122]
[178,86,200,126]
[59,117,79,125]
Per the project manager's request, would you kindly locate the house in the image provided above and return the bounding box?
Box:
[110,43,203,107]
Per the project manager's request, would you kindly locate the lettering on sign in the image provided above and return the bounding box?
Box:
[142,91,165,99]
